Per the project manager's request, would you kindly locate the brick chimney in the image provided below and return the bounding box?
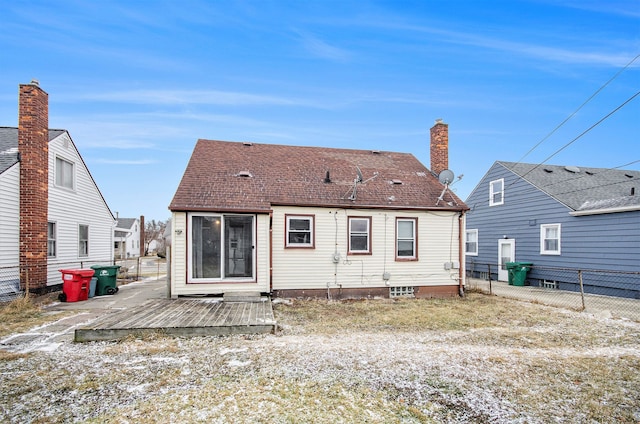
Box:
[430,118,449,177]
[18,80,49,292]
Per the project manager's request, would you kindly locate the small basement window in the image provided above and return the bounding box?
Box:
[390,286,414,298]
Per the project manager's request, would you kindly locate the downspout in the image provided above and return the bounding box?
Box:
[458,211,465,297]
[269,211,273,295]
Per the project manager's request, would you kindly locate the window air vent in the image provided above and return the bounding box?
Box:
[565,165,581,173]
[390,179,403,185]
[236,171,252,178]
[543,168,553,173]
[242,142,253,146]
[625,173,634,178]
[585,171,594,175]
[371,150,381,154]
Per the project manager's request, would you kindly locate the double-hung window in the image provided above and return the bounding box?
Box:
[78,224,89,257]
[489,178,504,206]
[396,218,417,260]
[190,214,255,281]
[540,224,561,255]
[286,215,314,248]
[55,156,74,189]
[47,222,56,257]
[465,229,478,256]
[348,217,371,254]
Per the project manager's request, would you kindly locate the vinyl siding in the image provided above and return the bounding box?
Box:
[46,133,115,285]
[169,211,270,297]
[0,163,19,268]
[271,206,461,291]
[466,162,640,276]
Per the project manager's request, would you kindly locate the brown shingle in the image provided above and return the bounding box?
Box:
[169,140,467,212]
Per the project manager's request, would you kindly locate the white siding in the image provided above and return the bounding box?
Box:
[47,133,115,285]
[0,163,19,268]
[271,206,462,291]
[170,212,270,297]
[115,219,141,258]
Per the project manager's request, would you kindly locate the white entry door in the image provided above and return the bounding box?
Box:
[498,239,515,282]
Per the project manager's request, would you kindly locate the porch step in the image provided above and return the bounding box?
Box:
[223,292,267,303]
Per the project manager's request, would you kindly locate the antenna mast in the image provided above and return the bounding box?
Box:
[345,166,378,201]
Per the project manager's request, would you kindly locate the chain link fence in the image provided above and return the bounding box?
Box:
[0,257,166,302]
[466,262,640,321]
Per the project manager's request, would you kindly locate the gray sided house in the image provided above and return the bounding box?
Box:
[169,120,469,300]
[465,161,640,298]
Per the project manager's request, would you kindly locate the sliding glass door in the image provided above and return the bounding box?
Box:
[190,214,254,282]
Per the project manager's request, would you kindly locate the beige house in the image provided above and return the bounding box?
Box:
[168,120,468,299]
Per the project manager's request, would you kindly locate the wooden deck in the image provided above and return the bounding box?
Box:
[74,298,276,342]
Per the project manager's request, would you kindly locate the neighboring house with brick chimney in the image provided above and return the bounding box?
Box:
[0,81,115,297]
[465,161,640,298]
[168,120,469,299]
[114,217,142,259]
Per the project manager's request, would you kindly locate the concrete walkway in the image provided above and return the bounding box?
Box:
[467,278,640,321]
[0,277,168,352]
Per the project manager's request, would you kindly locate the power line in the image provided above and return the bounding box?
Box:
[515,53,640,165]
[515,90,640,183]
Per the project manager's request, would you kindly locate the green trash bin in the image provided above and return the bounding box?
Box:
[90,265,121,295]
[506,262,532,286]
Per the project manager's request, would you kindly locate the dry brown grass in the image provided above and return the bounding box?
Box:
[274,293,563,334]
[0,296,55,338]
[1,294,638,423]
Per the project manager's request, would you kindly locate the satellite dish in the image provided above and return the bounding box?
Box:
[356,166,364,183]
[438,169,455,185]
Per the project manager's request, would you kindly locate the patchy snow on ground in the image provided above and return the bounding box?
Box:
[1,301,639,423]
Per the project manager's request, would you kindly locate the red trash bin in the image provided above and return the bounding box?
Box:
[58,269,95,302]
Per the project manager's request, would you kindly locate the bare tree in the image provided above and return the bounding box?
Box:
[144,219,167,256]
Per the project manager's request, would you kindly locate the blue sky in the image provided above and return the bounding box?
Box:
[1,0,638,222]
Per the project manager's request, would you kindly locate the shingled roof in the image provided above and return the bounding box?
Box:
[499,161,640,212]
[169,139,467,212]
[0,127,65,174]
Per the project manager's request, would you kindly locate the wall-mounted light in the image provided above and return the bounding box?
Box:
[175,229,183,235]
[503,235,508,239]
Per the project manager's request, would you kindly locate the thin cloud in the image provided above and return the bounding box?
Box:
[67,89,310,107]
[293,29,351,62]
[91,158,156,165]
[366,19,634,67]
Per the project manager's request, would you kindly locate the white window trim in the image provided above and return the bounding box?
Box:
[285,215,314,248]
[489,178,504,206]
[55,155,75,190]
[78,224,89,257]
[465,229,478,256]
[348,216,371,254]
[540,223,561,255]
[47,221,57,258]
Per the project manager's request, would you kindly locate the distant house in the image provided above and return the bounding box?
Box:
[465,161,639,297]
[0,81,115,296]
[114,217,142,259]
[168,120,469,299]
